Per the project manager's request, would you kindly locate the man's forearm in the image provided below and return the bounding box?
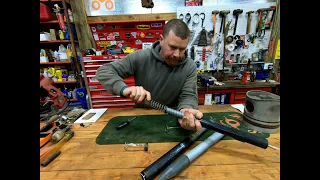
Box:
[96,64,127,95]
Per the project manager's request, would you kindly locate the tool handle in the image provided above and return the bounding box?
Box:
[116,121,129,130]
[200,119,268,149]
[233,16,238,35]
[41,150,61,167]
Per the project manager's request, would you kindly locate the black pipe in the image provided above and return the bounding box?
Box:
[140,129,207,180]
[144,100,269,149]
[200,119,268,148]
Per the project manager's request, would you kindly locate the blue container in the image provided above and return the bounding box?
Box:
[255,72,269,80]
[76,88,88,109]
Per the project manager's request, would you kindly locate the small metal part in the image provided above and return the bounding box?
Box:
[80,123,92,128]
[124,142,148,151]
[164,121,181,135]
[268,144,280,151]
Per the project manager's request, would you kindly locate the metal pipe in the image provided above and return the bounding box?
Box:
[140,128,207,180]
[158,132,224,180]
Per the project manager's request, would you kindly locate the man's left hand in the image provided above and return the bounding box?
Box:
[178,108,203,131]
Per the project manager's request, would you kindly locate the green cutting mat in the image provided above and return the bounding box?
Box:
[96,112,270,145]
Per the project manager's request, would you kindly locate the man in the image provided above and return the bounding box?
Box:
[96,19,203,131]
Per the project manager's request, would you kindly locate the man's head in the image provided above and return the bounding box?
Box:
[159,19,190,67]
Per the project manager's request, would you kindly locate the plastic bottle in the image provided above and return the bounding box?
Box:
[58,44,68,61]
[68,8,73,22]
[54,50,60,62]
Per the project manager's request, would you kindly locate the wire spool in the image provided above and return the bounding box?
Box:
[243,90,280,134]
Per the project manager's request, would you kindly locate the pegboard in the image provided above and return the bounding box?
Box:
[177,2,276,71]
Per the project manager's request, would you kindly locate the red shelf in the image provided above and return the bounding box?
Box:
[40,40,77,43]
[40,61,71,65]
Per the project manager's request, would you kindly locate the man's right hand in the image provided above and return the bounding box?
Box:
[122,86,151,103]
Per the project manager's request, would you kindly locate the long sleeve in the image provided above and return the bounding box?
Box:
[177,64,199,110]
[95,51,141,95]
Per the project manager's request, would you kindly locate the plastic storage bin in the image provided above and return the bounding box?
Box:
[40,3,53,21]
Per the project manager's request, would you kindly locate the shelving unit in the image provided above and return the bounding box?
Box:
[40,0,84,105]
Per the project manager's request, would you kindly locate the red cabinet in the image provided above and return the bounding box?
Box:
[82,55,135,109]
[198,87,272,105]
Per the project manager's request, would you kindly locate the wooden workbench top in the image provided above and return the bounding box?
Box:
[198,80,280,90]
[40,105,280,180]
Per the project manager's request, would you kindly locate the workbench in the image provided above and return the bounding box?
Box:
[40,105,280,180]
[198,80,280,104]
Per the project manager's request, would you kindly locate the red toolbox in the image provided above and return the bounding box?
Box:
[83,55,136,109]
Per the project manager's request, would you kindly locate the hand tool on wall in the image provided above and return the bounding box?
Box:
[219,10,230,34]
[232,9,243,35]
[219,10,230,75]
[200,12,205,28]
[144,99,271,149]
[179,13,184,21]
[246,11,254,34]
[192,13,200,27]
[256,8,274,37]
[140,128,207,180]
[185,13,191,24]
[208,10,219,52]
[265,6,276,29]
[158,132,224,180]
[116,117,137,130]
[191,46,195,60]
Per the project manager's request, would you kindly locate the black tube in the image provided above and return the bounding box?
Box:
[140,129,207,180]
[145,100,269,149]
[200,119,268,149]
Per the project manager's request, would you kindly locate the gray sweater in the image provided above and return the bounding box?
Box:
[95,41,198,110]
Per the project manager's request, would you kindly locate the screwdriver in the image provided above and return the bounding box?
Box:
[116,117,137,130]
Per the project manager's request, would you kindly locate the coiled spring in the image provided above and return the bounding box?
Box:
[145,100,184,119]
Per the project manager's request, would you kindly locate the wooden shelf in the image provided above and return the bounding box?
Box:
[40,0,70,3]
[40,20,59,24]
[40,61,71,65]
[40,40,77,44]
[40,20,74,24]
[53,80,77,84]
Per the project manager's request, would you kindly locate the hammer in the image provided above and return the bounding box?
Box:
[233,9,243,35]
[211,10,219,43]
[246,11,254,34]
[219,10,230,34]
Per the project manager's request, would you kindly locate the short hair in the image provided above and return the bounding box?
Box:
[163,19,190,40]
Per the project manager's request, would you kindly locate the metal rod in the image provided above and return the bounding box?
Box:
[144,100,269,149]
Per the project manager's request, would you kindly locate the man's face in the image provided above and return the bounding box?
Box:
[159,30,189,67]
